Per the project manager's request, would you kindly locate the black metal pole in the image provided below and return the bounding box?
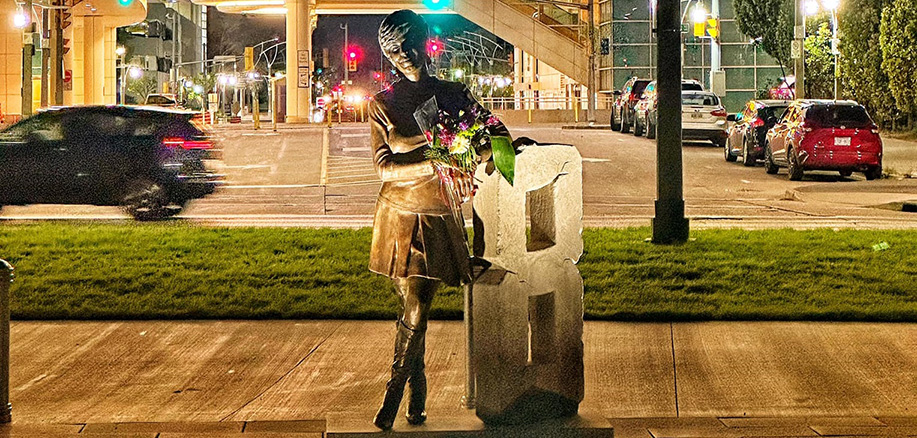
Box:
[652,0,689,244]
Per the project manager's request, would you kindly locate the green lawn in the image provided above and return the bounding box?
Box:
[1,223,914,321]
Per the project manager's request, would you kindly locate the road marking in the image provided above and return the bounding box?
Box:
[320,127,329,185]
[340,133,366,138]
[223,165,272,169]
[241,133,280,136]
[582,158,611,163]
[342,147,367,153]
[223,184,324,189]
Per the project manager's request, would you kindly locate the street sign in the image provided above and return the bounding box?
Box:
[244,46,254,71]
[297,67,309,88]
[298,49,309,65]
[791,40,802,59]
[63,69,71,83]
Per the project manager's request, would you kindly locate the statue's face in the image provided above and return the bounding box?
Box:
[380,23,426,82]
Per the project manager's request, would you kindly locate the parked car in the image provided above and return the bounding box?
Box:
[643,91,727,146]
[764,100,882,180]
[611,77,651,133]
[0,105,222,220]
[634,79,706,138]
[145,93,180,108]
[725,100,789,166]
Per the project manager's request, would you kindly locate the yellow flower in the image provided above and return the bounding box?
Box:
[450,135,471,154]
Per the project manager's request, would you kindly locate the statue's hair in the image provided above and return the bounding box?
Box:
[378,10,429,53]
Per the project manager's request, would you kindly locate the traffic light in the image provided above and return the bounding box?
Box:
[373,71,383,81]
[600,37,610,55]
[427,38,443,57]
[423,0,447,10]
[345,45,362,71]
[348,59,357,72]
[118,0,132,6]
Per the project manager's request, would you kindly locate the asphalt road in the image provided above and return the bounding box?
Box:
[2,122,915,228]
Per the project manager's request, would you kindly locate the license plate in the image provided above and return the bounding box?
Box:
[835,137,851,146]
[692,112,703,118]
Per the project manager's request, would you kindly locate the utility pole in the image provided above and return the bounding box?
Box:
[170,2,178,91]
[586,0,596,123]
[653,0,689,244]
[21,0,35,117]
[340,22,348,86]
[40,8,48,107]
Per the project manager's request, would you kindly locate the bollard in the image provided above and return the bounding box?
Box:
[0,260,12,423]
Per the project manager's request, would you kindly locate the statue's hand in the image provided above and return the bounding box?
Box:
[449,168,477,203]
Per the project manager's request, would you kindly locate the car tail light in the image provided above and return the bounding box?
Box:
[163,137,214,150]
[711,108,727,117]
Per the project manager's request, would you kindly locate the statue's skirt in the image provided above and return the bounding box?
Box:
[369,198,471,287]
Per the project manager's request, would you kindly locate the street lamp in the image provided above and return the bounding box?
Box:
[691,4,707,23]
[12,9,29,28]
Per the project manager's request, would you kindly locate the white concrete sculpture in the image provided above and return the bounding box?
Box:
[472,144,584,425]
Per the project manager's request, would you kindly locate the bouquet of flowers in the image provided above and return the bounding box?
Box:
[413,96,515,256]
[413,96,515,197]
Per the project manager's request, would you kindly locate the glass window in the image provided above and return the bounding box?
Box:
[725,67,755,89]
[1,113,63,141]
[683,93,720,106]
[720,20,746,44]
[612,45,651,67]
[805,105,873,128]
[612,0,651,20]
[722,45,755,66]
[612,22,653,44]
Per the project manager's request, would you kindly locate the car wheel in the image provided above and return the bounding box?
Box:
[634,117,644,136]
[646,114,656,139]
[742,136,756,167]
[611,108,621,131]
[864,166,883,180]
[787,148,804,181]
[839,170,853,177]
[764,144,779,174]
[724,138,737,162]
[122,178,170,221]
[620,110,631,134]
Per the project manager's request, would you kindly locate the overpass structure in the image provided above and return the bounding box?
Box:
[187,0,592,122]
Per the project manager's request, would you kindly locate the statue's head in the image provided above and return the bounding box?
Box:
[379,10,429,82]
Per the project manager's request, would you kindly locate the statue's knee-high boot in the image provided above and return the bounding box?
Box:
[406,329,427,425]
[373,321,422,430]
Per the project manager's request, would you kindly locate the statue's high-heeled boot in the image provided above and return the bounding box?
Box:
[405,330,427,425]
[373,322,421,430]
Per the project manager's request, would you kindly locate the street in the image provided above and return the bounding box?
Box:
[2,122,915,229]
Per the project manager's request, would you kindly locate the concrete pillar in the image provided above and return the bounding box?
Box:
[76,17,116,105]
[0,0,23,119]
[284,0,311,123]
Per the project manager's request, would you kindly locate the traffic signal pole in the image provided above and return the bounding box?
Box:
[652,0,689,244]
[341,22,348,86]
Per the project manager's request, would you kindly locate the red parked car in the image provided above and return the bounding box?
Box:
[764,100,882,180]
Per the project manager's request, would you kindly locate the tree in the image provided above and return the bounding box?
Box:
[839,0,897,127]
[803,19,834,99]
[880,0,917,129]
[733,0,794,70]
[127,74,158,104]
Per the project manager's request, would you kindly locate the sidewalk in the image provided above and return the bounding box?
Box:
[3,320,915,436]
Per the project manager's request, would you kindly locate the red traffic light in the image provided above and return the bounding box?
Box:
[344,45,363,62]
[427,38,443,56]
[372,71,383,81]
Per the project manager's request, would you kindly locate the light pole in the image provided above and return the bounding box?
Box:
[802,0,839,99]
[115,46,126,104]
[15,3,34,117]
[340,22,349,87]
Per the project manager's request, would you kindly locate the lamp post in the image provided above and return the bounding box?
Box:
[15,3,34,118]
[115,46,126,104]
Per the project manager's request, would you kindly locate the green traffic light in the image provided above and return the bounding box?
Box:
[118,0,132,6]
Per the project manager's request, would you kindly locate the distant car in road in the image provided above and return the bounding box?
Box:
[0,105,222,220]
[725,100,789,166]
[764,100,882,180]
[634,79,706,138]
[611,77,651,133]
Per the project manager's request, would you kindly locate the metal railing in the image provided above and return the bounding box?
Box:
[479,96,614,111]
[503,0,588,45]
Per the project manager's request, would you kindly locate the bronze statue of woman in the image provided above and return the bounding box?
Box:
[367,9,509,430]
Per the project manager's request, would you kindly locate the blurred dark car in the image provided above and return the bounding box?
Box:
[634,79,705,138]
[764,100,882,180]
[0,105,222,220]
[611,77,651,133]
[725,100,789,166]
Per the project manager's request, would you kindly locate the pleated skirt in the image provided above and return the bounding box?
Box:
[368,199,472,287]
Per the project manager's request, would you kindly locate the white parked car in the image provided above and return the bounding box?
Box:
[681,91,728,147]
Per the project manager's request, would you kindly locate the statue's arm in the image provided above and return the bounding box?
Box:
[370,99,434,181]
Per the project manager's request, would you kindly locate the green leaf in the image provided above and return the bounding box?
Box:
[491,135,515,186]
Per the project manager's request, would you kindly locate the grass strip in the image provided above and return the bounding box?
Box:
[1,223,915,321]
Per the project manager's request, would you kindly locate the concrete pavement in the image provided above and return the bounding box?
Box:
[2,320,915,436]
